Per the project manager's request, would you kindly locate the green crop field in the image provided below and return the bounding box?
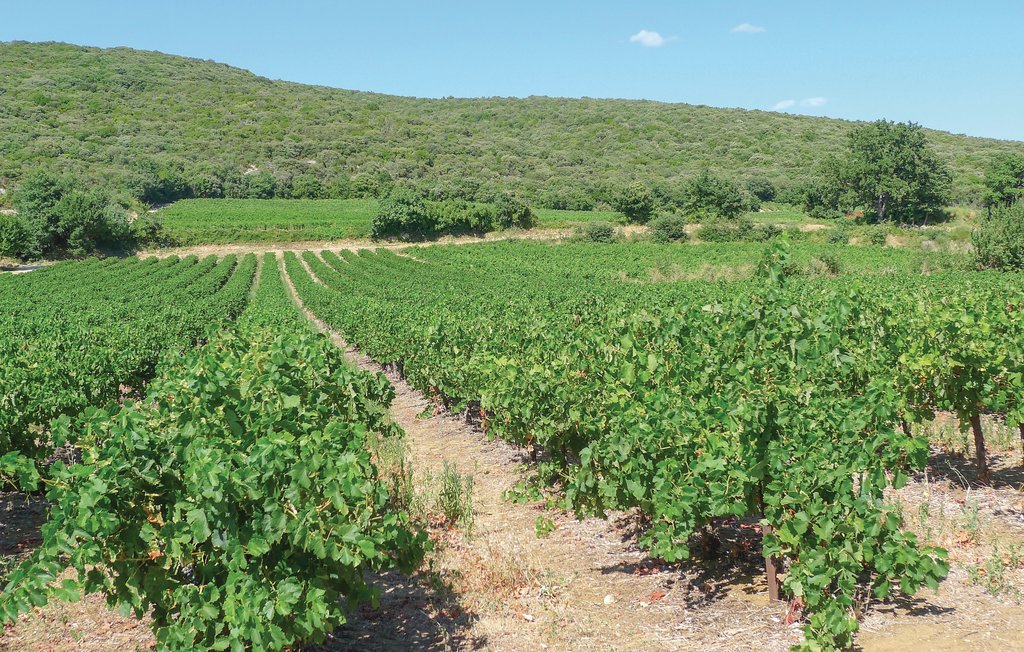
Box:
[3,239,1024,650]
[533,207,624,226]
[158,198,379,243]
[158,198,634,244]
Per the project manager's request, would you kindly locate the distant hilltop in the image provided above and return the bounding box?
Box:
[1,40,1022,206]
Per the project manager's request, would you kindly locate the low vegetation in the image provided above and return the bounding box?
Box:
[974,200,1024,270]
[371,188,534,240]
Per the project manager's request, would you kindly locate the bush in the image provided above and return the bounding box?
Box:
[12,170,69,252]
[541,188,595,211]
[53,189,120,257]
[750,223,783,242]
[746,177,777,202]
[131,213,167,247]
[828,228,850,245]
[696,221,741,243]
[12,171,146,258]
[289,174,325,199]
[648,215,689,243]
[869,229,888,246]
[0,214,35,261]
[613,182,655,224]
[575,221,616,243]
[813,254,842,275]
[373,190,536,240]
[974,203,1024,271]
[372,188,433,239]
[430,199,493,235]
[493,193,535,229]
[681,170,746,221]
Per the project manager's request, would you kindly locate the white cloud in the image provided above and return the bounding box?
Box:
[629,30,674,47]
[732,23,765,34]
[772,97,828,111]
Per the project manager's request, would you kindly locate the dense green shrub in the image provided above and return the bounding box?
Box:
[813,253,842,275]
[612,182,656,224]
[974,202,1024,270]
[746,177,777,202]
[0,214,34,260]
[648,215,689,243]
[828,228,850,245]
[681,170,746,221]
[540,188,596,211]
[575,221,616,243]
[372,190,536,239]
[371,188,433,239]
[692,217,784,244]
[430,199,494,235]
[289,174,326,199]
[869,229,888,246]
[750,223,783,242]
[696,221,741,243]
[228,171,278,200]
[493,193,536,229]
[794,179,845,220]
[11,171,140,258]
[131,214,169,247]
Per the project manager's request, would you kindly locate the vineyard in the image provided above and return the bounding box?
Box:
[158,200,379,245]
[155,199,632,246]
[1,242,1023,651]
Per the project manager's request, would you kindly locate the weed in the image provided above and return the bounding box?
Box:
[968,542,1024,601]
[435,461,475,534]
[961,500,981,544]
[534,515,556,538]
[371,433,416,513]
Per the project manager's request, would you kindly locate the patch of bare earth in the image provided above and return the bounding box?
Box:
[136,228,573,260]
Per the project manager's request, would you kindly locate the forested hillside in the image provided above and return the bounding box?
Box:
[2,41,1022,206]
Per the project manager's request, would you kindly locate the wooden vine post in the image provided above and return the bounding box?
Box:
[969,413,991,484]
[763,522,781,601]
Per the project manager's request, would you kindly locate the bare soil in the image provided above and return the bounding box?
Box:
[136,229,575,260]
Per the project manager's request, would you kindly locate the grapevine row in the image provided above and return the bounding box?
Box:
[285,242,1024,649]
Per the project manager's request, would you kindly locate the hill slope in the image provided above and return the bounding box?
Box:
[1,41,1021,205]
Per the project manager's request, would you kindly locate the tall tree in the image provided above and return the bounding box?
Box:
[681,170,747,220]
[982,153,1024,209]
[613,182,656,224]
[827,121,952,224]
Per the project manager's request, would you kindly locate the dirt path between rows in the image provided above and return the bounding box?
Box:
[134,222,840,260]
[281,252,803,652]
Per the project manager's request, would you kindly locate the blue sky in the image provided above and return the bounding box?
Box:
[4,1,1023,141]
